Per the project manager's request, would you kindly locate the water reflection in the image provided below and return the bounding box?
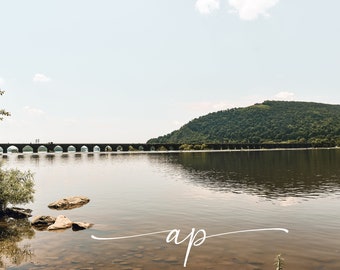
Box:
[150,149,340,199]
[4,149,340,199]
[0,217,34,267]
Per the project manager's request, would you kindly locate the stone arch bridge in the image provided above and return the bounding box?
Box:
[0,142,314,154]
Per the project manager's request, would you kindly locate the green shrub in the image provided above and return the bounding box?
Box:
[179,144,193,150]
[157,146,168,151]
[128,145,137,151]
[0,167,35,213]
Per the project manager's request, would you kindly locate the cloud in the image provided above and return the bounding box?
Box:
[274,91,295,101]
[195,0,220,14]
[228,0,279,20]
[33,73,51,83]
[23,106,45,116]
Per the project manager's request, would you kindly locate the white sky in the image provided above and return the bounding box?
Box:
[1,0,340,143]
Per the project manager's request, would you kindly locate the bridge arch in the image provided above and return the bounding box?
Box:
[53,145,64,153]
[23,145,34,153]
[81,145,88,152]
[38,145,48,153]
[138,145,144,151]
[93,145,100,152]
[0,146,3,154]
[67,145,76,152]
[116,145,123,151]
[7,145,19,153]
[105,145,112,152]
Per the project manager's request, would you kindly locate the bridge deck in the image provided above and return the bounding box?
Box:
[0,142,320,154]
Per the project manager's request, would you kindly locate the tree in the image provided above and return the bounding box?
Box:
[0,89,35,214]
[0,168,35,213]
[0,89,11,121]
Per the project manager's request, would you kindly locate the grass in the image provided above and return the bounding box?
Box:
[274,254,284,270]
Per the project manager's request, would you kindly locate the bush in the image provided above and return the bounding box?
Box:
[193,144,202,150]
[128,145,137,151]
[157,146,168,151]
[193,144,209,150]
[179,144,193,151]
[0,167,35,213]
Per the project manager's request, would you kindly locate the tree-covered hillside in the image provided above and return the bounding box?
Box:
[148,101,340,146]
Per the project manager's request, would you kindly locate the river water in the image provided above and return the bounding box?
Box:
[1,149,340,269]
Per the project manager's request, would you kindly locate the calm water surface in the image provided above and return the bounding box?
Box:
[1,149,340,269]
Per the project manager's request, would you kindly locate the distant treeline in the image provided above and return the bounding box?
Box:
[148,100,340,146]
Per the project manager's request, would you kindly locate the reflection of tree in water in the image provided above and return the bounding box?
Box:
[148,149,340,198]
[0,217,35,267]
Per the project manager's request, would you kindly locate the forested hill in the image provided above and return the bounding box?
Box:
[147,101,340,145]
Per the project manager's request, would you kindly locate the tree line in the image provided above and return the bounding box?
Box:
[148,100,340,146]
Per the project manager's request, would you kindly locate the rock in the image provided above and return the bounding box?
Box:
[47,215,72,230]
[72,222,93,231]
[5,207,32,218]
[48,196,90,210]
[31,215,56,230]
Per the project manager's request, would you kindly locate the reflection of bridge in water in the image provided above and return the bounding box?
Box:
[0,142,315,154]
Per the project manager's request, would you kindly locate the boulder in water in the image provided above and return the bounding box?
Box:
[48,196,90,210]
[47,215,72,230]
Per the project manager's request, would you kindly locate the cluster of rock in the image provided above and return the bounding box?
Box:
[31,215,92,231]
[31,196,92,231]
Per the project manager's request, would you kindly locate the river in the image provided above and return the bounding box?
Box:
[1,149,340,269]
